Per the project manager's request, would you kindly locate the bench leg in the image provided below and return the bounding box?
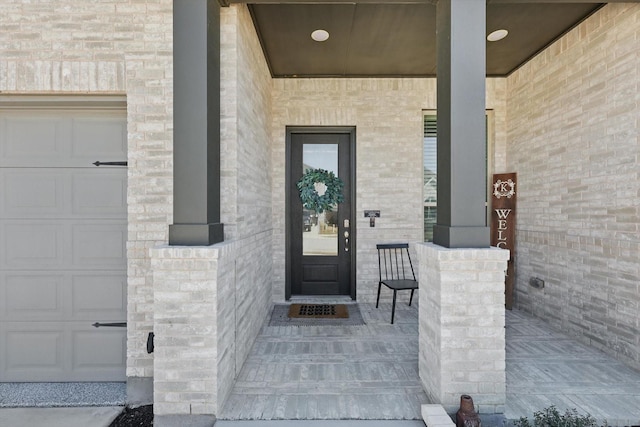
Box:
[409,288,415,306]
[376,282,382,308]
[391,289,397,324]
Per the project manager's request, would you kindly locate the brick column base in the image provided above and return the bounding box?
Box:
[417,243,509,414]
[150,243,237,424]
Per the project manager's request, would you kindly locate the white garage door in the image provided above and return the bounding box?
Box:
[0,106,127,382]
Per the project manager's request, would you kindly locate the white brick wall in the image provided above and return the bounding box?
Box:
[271,78,507,302]
[0,0,173,379]
[220,3,273,392]
[417,243,509,414]
[507,3,640,370]
[221,5,273,242]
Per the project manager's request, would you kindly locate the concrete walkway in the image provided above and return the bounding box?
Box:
[0,407,122,427]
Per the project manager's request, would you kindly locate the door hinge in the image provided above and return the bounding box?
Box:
[92,322,127,328]
[93,161,128,167]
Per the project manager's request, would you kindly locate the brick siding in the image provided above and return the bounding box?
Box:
[507,3,640,370]
[417,244,510,414]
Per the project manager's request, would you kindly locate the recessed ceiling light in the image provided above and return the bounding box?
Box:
[487,29,508,42]
[311,29,330,42]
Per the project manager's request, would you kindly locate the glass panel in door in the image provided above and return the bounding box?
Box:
[302,144,338,256]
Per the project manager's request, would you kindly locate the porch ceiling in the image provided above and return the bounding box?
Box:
[233,1,606,77]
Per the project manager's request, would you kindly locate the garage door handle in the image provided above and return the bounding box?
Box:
[93,161,128,167]
[92,322,127,328]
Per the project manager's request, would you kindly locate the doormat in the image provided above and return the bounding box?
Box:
[288,303,349,318]
[269,304,365,327]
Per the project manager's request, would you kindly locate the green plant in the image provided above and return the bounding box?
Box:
[514,406,599,427]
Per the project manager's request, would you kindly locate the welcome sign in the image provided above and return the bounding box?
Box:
[491,173,516,309]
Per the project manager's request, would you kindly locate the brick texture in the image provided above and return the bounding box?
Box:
[219,4,273,395]
[417,243,510,414]
[150,245,223,416]
[506,3,640,370]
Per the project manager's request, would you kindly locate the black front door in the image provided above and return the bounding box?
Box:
[287,128,354,298]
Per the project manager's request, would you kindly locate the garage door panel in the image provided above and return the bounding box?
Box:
[72,170,127,217]
[71,118,126,160]
[1,169,126,219]
[3,223,66,269]
[2,221,126,270]
[1,323,126,382]
[3,274,65,320]
[1,272,125,322]
[72,329,126,377]
[2,328,65,378]
[1,170,66,218]
[72,274,126,319]
[0,116,70,166]
[1,113,126,168]
[72,223,126,268]
[1,106,127,382]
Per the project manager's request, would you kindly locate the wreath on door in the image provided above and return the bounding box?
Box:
[296,168,344,213]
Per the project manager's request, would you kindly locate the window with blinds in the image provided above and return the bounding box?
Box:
[423,115,437,242]
[423,112,490,242]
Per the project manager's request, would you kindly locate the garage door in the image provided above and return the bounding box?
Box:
[0,106,127,382]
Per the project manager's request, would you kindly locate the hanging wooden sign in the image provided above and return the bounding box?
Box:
[490,173,516,309]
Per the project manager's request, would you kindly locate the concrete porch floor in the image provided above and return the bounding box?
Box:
[505,309,640,426]
[219,301,427,421]
[219,301,640,426]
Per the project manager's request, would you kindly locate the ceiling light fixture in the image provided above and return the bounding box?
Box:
[311,29,330,42]
[487,29,508,42]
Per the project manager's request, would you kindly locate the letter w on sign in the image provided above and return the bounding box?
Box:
[495,209,511,219]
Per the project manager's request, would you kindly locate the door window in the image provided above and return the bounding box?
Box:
[302,144,339,256]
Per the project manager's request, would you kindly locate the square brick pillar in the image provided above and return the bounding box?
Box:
[417,243,509,415]
[150,243,237,427]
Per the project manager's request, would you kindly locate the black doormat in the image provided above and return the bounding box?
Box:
[269,304,365,326]
[288,303,349,318]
